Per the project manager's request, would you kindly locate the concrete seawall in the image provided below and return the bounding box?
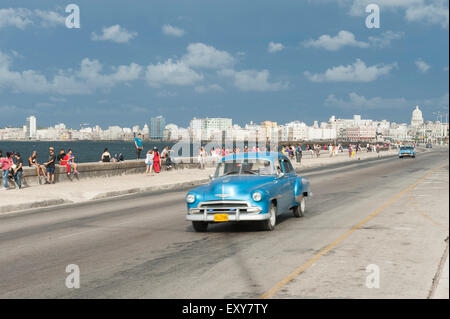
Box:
[21,158,215,186]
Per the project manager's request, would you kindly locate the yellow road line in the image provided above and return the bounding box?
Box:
[408,196,447,229]
[259,163,448,299]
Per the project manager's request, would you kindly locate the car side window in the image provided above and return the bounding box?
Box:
[276,160,283,174]
[284,159,294,173]
[280,159,293,174]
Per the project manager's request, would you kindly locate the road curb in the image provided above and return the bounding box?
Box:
[0,198,72,214]
[0,179,210,215]
[91,178,210,200]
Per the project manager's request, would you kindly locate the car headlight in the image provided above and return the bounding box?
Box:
[186,194,196,204]
[252,192,262,202]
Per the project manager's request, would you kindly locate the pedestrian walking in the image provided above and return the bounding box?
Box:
[198,147,207,169]
[153,147,161,173]
[145,149,154,176]
[295,145,303,163]
[13,153,23,189]
[1,151,13,190]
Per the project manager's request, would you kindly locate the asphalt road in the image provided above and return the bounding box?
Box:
[0,147,448,298]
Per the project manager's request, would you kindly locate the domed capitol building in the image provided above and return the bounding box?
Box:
[408,105,448,144]
[411,106,424,127]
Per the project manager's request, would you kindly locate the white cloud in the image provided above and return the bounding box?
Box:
[304,59,397,82]
[268,42,285,53]
[325,92,409,109]
[91,25,138,43]
[162,24,185,37]
[0,8,65,29]
[34,9,65,27]
[145,59,203,87]
[405,1,449,28]
[304,30,369,51]
[182,43,235,69]
[219,69,288,92]
[304,30,403,51]
[195,84,224,93]
[0,8,32,29]
[0,50,142,95]
[347,0,449,29]
[368,31,404,48]
[415,58,431,72]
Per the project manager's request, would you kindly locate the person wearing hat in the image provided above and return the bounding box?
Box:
[13,153,23,189]
[44,147,57,184]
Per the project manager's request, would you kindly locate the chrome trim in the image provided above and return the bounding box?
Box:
[198,200,251,207]
[186,213,269,222]
[188,200,263,220]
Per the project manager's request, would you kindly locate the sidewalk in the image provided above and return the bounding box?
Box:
[0,149,398,214]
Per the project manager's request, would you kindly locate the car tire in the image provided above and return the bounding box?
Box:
[261,202,276,231]
[293,197,306,218]
[192,221,208,232]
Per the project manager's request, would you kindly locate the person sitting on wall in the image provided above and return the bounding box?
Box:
[101,148,111,162]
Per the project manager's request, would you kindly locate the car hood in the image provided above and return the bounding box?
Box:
[199,175,276,201]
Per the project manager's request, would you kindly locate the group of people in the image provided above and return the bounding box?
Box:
[143,146,176,175]
[0,147,79,190]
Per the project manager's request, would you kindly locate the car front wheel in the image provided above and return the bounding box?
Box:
[261,202,277,231]
[293,197,306,218]
[192,221,208,232]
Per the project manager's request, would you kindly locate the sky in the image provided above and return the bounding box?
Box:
[0,0,448,129]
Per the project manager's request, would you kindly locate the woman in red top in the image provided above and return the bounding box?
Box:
[153,148,161,173]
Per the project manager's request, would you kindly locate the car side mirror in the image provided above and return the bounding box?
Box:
[209,174,214,180]
[277,172,285,178]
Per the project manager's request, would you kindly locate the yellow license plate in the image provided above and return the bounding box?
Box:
[214,214,229,222]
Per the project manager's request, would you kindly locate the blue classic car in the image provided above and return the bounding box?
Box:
[398,146,416,158]
[185,152,310,232]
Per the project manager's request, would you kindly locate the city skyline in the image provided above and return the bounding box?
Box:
[0,1,448,128]
[1,105,448,144]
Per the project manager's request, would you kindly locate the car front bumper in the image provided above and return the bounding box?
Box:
[186,200,268,222]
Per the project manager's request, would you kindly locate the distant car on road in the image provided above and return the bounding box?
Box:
[185,152,310,232]
[398,146,416,159]
[426,143,432,149]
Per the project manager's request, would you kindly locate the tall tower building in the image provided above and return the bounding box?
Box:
[150,115,166,140]
[26,116,37,138]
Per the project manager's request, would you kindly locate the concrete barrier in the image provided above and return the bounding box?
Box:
[19,157,215,187]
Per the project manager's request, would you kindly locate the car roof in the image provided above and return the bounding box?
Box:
[220,152,287,162]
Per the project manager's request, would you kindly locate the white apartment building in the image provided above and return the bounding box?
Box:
[189,117,232,140]
[26,115,37,139]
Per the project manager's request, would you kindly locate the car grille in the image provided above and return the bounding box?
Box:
[198,201,250,214]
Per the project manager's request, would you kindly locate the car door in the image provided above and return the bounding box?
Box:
[275,158,292,212]
[280,158,296,208]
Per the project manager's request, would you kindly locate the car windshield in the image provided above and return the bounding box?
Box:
[215,159,274,177]
[401,146,414,150]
